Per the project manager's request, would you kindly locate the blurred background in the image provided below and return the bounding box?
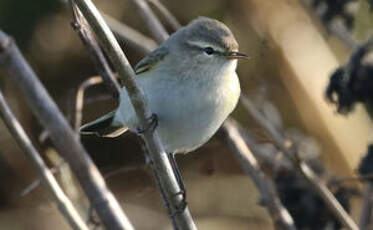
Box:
[1,0,373,229]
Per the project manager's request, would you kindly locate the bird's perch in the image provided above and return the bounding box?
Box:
[71,0,197,229]
[0,30,135,230]
[126,1,297,229]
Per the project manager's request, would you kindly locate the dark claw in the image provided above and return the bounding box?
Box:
[167,152,188,216]
[170,190,187,217]
[136,113,158,134]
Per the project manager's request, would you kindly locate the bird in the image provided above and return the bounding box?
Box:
[81,16,246,153]
[80,17,247,202]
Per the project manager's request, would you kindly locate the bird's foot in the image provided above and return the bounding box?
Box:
[166,152,188,216]
[136,113,158,134]
[170,190,187,217]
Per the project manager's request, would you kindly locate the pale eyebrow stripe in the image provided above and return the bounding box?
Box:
[186,41,225,53]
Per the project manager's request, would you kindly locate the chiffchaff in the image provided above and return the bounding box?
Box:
[81,17,247,155]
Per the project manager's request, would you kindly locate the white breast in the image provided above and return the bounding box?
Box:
[115,62,241,154]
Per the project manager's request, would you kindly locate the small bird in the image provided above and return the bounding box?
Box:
[81,18,246,194]
[81,17,246,153]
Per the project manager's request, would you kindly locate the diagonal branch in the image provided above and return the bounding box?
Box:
[0,90,89,230]
[146,0,181,31]
[130,0,169,44]
[222,119,297,230]
[103,13,157,54]
[71,2,121,100]
[71,0,197,229]
[240,95,359,230]
[0,31,135,230]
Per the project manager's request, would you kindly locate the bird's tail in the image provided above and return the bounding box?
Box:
[80,110,128,138]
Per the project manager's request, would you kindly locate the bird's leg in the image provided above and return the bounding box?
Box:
[136,113,158,134]
[168,152,187,215]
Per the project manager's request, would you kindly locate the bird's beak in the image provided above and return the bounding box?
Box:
[224,51,249,60]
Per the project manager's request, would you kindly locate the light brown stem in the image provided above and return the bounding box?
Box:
[0,30,134,230]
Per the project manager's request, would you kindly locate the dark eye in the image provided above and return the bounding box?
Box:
[203,47,214,55]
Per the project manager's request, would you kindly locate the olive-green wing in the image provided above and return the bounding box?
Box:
[134,46,169,74]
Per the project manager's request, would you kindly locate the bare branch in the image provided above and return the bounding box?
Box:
[222,119,297,230]
[103,13,157,54]
[21,166,61,197]
[0,91,89,230]
[74,76,103,134]
[240,95,359,230]
[130,0,169,44]
[146,0,181,31]
[70,3,121,100]
[21,179,42,197]
[0,31,135,230]
[71,0,197,229]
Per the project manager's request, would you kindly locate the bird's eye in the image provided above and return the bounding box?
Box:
[203,47,214,55]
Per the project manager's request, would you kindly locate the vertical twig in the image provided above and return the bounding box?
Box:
[146,0,182,31]
[240,95,359,230]
[223,119,297,230]
[0,31,135,230]
[130,0,169,44]
[71,2,121,100]
[0,91,89,230]
[71,0,197,229]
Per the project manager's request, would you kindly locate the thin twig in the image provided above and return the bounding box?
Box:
[360,183,373,230]
[75,75,147,180]
[146,0,181,31]
[0,31,135,230]
[0,91,89,230]
[130,0,169,44]
[71,0,197,229]
[240,95,359,230]
[21,179,42,197]
[236,125,293,173]
[21,166,60,196]
[75,76,103,133]
[223,119,297,230]
[103,13,157,54]
[71,2,121,100]
[104,164,147,180]
[330,174,373,186]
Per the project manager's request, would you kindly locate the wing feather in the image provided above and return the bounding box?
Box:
[134,47,168,74]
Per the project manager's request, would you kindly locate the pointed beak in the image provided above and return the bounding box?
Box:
[224,51,249,60]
